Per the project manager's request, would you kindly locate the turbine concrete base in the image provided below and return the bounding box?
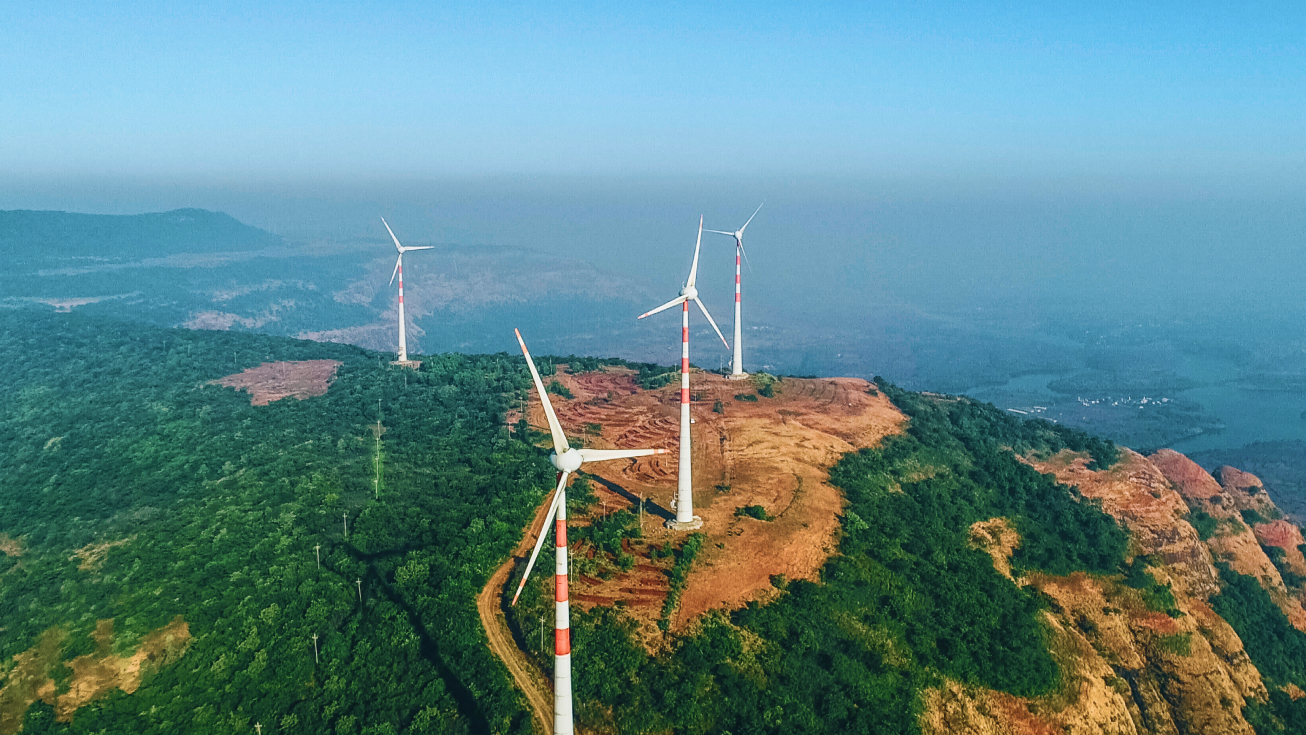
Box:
[391,360,422,369]
[727,372,750,380]
[665,516,703,531]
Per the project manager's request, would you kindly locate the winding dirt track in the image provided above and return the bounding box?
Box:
[477,497,556,734]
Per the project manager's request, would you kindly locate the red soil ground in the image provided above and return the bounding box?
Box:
[520,366,905,633]
[211,360,341,406]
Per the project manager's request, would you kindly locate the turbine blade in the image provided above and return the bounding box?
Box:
[739,241,754,274]
[515,329,571,455]
[577,448,666,462]
[388,254,402,286]
[703,229,735,236]
[686,215,704,287]
[739,202,763,234]
[694,297,731,350]
[511,471,568,606]
[405,245,435,251]
[638,294,688,319]
[381,217,404,252]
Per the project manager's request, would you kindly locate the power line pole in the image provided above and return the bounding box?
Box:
[343,512,348,538]
[312,633,319,664]
[315,544,320,568]
[356,578,362,602]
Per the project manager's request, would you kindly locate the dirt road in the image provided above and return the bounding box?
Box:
[477,495,556,735]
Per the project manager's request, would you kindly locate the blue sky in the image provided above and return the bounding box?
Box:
[2,1,1302,184]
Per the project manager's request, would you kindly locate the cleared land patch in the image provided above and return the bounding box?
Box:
[211,359,341,406]
[0,617,189,734]
[0,535,21,558]
[71,536,136,572]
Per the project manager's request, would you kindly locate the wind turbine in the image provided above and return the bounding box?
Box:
[704,203,762,378]
[638,216,730,531]
[510,329,665,735]
[380,218,433,364]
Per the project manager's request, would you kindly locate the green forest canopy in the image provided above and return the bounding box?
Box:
[0,309,551,735]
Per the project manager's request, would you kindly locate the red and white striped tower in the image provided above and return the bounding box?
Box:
[731,242,743,376]
[553,474,574,735]
[381,218,433,364]
[705,204,762,378]
[675,298,695,525]
[510,329,665,735]
[396,258,409,362]
[638,216,729,531]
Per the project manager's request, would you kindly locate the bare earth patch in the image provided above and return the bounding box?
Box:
[0,617,189,734]
[71,537,135,572]
[523,367,905,633]
[56,618,190,723]
[211,360,342,406]
[0,534,22,558]
[968,518,1020,581]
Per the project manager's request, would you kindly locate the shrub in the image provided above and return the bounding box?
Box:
[734,505,770,521]
[1188,510,1219,540]
[1241,508,1270,526]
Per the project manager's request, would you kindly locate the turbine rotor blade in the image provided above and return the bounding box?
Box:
[510,471,569,606]
[515,329,571,456]
[381,217,404,252]
[686,215,704,287]
[703,229,735,236]
[638,295,688,319]
[694,297,731,350]
[577,448,666,462]
[389,254,402,286]
[739,202,763,235]
[405,245,435,251]
[739,240,754,274]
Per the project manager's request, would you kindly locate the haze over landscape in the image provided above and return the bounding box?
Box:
[4,3,1306,734]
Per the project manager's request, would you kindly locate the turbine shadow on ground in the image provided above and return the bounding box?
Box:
[588,474,674,522]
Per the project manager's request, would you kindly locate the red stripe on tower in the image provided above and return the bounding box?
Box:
[681,388,690,403]
[555,574,569,602]
[556,627,571,655]
[555,519,567,547]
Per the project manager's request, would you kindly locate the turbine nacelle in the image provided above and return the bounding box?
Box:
[679,284,698,300]
[551,448,584,473]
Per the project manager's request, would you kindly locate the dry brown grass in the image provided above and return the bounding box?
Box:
[71,536,135,572]
[968,518,1021,581]
[0,534,21,558]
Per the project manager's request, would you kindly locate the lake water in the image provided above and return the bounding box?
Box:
[964,372,1306,454]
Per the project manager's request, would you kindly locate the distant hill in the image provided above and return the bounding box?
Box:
[0,208,283,257]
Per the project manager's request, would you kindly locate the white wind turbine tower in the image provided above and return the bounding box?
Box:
[638,216,731,531]
[510,329,666,735]
[704,203,762,378]
[381,218,434,365]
